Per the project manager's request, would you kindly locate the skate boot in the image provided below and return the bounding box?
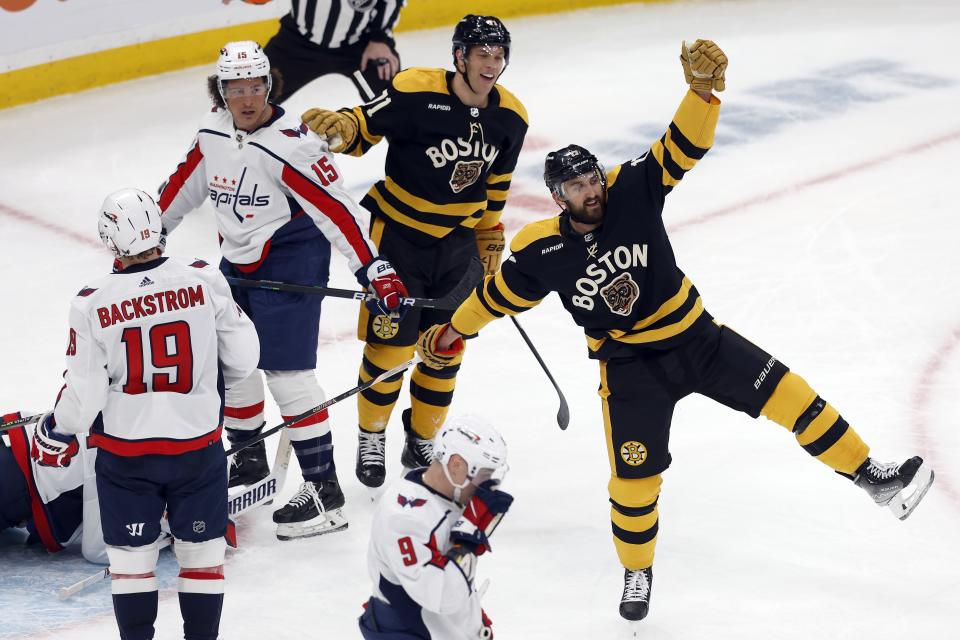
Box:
[619,567,653,622]
[400,409,434,470]
[356,428,386,488]
[227,438,270,489]
[852,456,934,520]
[272,476,348,540]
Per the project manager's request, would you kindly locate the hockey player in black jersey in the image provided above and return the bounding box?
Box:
[301,15,528,489]
[417,40,934,624]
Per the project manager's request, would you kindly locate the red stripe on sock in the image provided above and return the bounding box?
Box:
[282,409,328,428]
[224,401,265,419]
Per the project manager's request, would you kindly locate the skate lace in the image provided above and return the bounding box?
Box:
[358,431,386,463]
[288,481,323,512]
[414,438,434,462]
[866,460,899,481]
[623,570,650,602]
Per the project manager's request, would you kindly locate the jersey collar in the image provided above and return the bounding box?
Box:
[112,257,167,274]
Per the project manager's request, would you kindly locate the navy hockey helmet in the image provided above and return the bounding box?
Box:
[543,145,606,198]
[452,15,511,64]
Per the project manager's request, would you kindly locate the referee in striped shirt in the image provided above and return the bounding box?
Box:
[231,0,405,101]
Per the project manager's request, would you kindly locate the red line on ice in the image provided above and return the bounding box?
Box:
[0,201,103,251]
[910,324,960,511]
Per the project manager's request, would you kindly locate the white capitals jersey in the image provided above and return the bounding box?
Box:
[3,423,105,564]
[158,105,377,273]
[53,258,260,456]
[367,469,485,639]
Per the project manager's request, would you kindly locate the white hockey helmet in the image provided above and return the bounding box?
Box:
[216,41,271,97]
[434,415,509,496]
[98,188,163,257]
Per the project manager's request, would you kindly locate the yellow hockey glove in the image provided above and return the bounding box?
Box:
[300,108,358,153]
[417,323,464,370]
[680,39,727,93]
[475,223,505,276]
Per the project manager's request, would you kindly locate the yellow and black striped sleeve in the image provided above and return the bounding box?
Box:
[477,86,529,230]
[614,89,720,201]
[451,219,553,336]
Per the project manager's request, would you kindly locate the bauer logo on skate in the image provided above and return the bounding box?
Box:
[228,478,277,515]
[620,441,648,466]
[96,286,205,328]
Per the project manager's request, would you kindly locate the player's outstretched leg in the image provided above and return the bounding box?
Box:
[848,456,934,520]
[760,371,934,518]
[356,428,386,488]
[620,567,653,622]
[400,408,435,470]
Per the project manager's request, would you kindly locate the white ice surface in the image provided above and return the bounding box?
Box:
[2,0,960,638]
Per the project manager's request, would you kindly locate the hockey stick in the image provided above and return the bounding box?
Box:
[0,412,43,432]
[509,317,570,430]
[225,358,416,457]
[56,536,173,600]
[225,257,483,312]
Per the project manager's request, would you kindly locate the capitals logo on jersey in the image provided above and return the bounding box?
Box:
[397,494,428,509]
[425,122,501,193]
[209,167,271,220]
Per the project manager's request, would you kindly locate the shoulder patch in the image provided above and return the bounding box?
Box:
[189,259,209,269]
[510,217,562,253]
[392,67,450,95]
[495,84,529,125]
[76,286,97,297]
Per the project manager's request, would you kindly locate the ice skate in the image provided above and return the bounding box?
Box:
[227,439,270,489]
[356,428,387,496]
[620,567,653,624]
[853,456,934,520]
[273,478,348,540]
[400,409,434,470]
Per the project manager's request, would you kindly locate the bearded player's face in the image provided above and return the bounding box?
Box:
[224,78,270,132]
[557,171,606,225]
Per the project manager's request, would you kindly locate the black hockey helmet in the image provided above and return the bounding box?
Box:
[544,145,606,197]
[452,15,511,64]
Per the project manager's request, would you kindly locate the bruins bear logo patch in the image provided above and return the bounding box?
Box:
[620,440,647,467]
[600,272,640,316]
[449,160,484,193]
[372,314,400,339]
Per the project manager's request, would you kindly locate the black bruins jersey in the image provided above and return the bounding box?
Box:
[343,67,528,245]
[450,90,720,359]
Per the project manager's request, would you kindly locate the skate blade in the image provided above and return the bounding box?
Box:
[366,485,385,503]
[888,464,934,520]
[275,509,349,540]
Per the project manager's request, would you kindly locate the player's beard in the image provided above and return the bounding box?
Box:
[566,195,605,226]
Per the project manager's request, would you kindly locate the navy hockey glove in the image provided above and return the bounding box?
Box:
[359,258,409,318]
[31,412,79,468]
[450,481,514,555]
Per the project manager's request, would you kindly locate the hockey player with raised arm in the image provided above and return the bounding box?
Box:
[30,189,260,640]
[360,415,511,639]
[1,412,105,564]
[416,41,935,623]
[301,15,528,491]
[159,41,408,539]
